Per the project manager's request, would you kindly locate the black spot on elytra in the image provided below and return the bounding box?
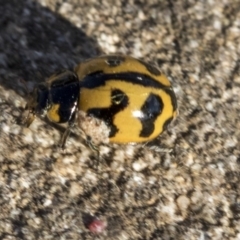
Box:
[139,93,163,137]
[106,55,125,67]
[87,89,129,137]
[139,60,161,76]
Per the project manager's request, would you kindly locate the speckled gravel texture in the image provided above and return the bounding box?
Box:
[0,0,240,239]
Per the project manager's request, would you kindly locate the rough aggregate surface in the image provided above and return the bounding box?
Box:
[0,0,240,239]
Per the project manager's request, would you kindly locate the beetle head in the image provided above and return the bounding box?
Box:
[23,82,49,127]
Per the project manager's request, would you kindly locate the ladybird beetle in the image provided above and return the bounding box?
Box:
[24,55,177,148]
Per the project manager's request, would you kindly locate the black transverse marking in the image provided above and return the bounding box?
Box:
[87,89,129,137]
[138,60,161,76]
[85,70,104,79]
[106,55,125,67]
[51,71,79,87]
[80,71,167,89]
[139,93,163,138]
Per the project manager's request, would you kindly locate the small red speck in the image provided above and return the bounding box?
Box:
[88,218,107,234]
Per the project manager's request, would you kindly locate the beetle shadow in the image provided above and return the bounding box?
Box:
[0,0,102,95]
[0,0,103,142]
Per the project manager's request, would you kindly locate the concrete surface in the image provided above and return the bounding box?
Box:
[0,0,240,239]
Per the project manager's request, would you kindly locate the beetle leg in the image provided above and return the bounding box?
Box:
[59,111,76,149]
[23,106,36,127]
[86,135,100,171]
[60,126,71,149]
[86,135,99,153]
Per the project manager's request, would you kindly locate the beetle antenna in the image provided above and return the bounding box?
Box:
[18,78,30,98]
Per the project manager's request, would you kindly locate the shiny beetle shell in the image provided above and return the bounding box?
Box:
[24,55,177,147]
